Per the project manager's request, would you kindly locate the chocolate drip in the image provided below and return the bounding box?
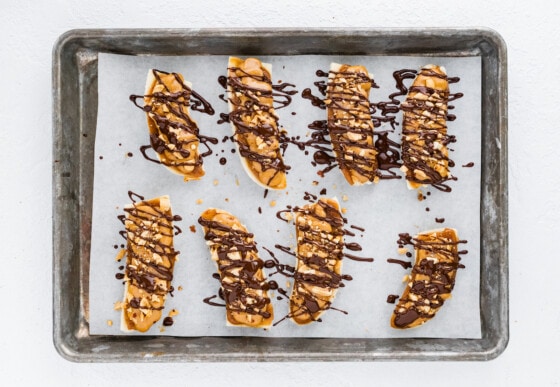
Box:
[302,88,327,109]
[272,82,298,109]
[387,258,412,269]
[203,295,226,307]
[190,88,215,115]
[372,69,417,130]
[162,317,174,326]
[262,246,296,278]
[344,253,374,262]
[375,131,402,179]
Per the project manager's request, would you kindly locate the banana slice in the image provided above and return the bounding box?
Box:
[400,65,451,190]
[326,63,378,185]
[118,194,179,333]
[140,69,204,181]
[198,208,274,328]
[290,197,345,324]
[391,227,460,329]
[227,57,287,190]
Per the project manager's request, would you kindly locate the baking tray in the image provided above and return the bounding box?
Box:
[52,28,508,362]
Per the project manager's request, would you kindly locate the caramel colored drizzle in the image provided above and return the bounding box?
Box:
[198,208,274,328]
[326,64,378,185]
[391,228,466,329]
[117,191,181,332]
[130,69,217,181]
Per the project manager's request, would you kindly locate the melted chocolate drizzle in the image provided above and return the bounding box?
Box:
[299,67,463,183]
[387,258,412,269]
[391,231,467,328]
[116,191,181,320]
[400,67,464,192]
[325,66,378,183]
[283,200,346,323]
[373,69,418,130]
[270,197,373,325]
[130,69,218,170]
[299,69,405,179]
[198,214,272,321]
[219,64,297,185]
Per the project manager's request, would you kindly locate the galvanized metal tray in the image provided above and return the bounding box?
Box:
[52,28,508,362]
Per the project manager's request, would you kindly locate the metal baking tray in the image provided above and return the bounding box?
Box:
[52,28,508,362]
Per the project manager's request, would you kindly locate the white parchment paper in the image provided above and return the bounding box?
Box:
[89,53,482,338]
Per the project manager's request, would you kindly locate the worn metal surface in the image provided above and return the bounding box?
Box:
[52,28,508,362]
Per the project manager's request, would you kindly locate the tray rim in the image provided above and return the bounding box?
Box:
[52,27,508,362]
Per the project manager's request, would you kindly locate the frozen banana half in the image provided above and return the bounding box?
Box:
[391,227,460,329]
[290,197,345,324]
[132,69,204,181]
[198,208,274,328]
[400,65,451,190]
[227,57,288,190]
[326,63,378,185]
[117,194,180,333]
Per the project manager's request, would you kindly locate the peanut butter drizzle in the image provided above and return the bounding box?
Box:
[326,64,378,185]
[226,58,290,189]
[117,191,181,332]
[198,208,274,328]
[391,228,467,329]
[130,69,217,181]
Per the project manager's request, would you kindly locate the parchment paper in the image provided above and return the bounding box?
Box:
[89,53,482,338]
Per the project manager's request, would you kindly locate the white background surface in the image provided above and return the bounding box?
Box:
[1,0,558,385]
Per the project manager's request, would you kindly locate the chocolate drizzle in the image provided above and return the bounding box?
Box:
[219,59,297,189]
[198,209,273,326]
[387,258,412,269]
[117,191,181,332]
[400,66,462,191]
[288,199,346,324]
[270,197,373,326]
[325,65,378,184]
[299,68,405,180]
[130,69,217,177]
[391,229,467,329]
[300,67,464,184]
